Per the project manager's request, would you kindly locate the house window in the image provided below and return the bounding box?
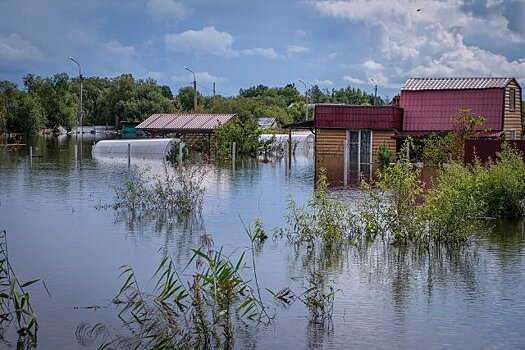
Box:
[510,129,516,140]
[510,88,516,112]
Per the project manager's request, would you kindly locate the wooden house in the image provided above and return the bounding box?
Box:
[314,77,522,185]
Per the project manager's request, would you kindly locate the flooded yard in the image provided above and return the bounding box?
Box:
[1,135,525,349]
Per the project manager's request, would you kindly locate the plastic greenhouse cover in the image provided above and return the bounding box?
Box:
[92,138,181,160]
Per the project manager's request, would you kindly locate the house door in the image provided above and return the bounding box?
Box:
[346,130,372,181]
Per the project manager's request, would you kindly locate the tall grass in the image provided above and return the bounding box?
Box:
[102,231,269,349]
[0,230,46,349]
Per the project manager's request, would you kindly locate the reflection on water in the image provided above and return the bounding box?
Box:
[1,136,525,349]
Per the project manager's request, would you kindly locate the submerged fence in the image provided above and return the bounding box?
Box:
[464,140,525,164]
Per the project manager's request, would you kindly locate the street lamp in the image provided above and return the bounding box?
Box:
[184,66,197,112]
[69,56,83,137]
[370,78,377,106]
[298,79,309,120]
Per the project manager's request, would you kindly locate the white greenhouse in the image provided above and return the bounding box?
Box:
[92,138,183,161]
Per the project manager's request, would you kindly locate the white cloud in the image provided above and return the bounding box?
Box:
[312,79,334,86]
[343,75,365,84]
[165,26,237,57]
[241,47,280,59]
[0,33,44,67]
[195,71,226,84]
[147,0,191,21]
[171,71,225,85]
[313,0,525,84]
[286,45,310,55]
[165,26,280,59]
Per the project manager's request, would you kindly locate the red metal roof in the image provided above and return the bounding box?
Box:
[315,105,402,130]
[400,88,504,132]
[402,77,513,91]
[136,114,235,133]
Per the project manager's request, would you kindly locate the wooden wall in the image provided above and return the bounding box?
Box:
[503,81,522,139]
[371,130,396,161]
[315,128,394,186]
[316,129,346,156]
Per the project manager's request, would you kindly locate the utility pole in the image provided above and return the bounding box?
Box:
[185,66,197,112]
[213,82,216,99]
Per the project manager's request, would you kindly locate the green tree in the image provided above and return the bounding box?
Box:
[213,118,261,157]
[23,73,77,129]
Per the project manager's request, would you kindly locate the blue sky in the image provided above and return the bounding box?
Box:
[1,0,524,99]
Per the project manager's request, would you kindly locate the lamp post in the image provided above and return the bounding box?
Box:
[370,78,377,106]
[298,79,309,120]
[184,66,197,112]
[69,56,83,138]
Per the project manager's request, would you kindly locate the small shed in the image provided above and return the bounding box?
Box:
[257,117,277,129]
[315,104,402,185]
[120,121,147,138]
[136,113,235,152]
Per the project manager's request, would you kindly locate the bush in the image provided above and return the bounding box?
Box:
[213,118,261,158]
[475,145,525,218]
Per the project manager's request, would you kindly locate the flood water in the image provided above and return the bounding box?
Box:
[1,135,525,349]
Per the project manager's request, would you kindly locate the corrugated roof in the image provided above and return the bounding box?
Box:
[402,77,513,91]
[136,114,235,132]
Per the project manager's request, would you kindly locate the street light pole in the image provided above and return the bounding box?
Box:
[299,79,309,120]
[69,56,83,138]
[185,66,197,112]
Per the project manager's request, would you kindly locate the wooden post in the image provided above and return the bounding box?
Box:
[29,146,33,167]
[232,142,236,163]
[74,144,78,168]
[288,128,292,170]
[127,143,131,168]
[179,141,183,164]
[343,139,348,187]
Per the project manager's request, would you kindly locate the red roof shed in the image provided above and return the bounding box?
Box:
[400,77,514,132]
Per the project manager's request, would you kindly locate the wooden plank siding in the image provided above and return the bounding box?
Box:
[316,129,346,156]
[371,130,396,161]
[503,81,522,139]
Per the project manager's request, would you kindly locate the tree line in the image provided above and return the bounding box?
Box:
[0,73,386,134]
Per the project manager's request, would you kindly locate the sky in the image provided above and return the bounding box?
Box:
[1,0,524,99]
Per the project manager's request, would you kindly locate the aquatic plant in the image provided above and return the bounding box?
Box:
[103,163,206,220]
[473,145,525,218]
[0,230,46,349]
[275,169,360,245]
[97,231,268,349]
[165,141,189,163]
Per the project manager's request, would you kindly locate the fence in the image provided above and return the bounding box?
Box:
[464,140,525,164]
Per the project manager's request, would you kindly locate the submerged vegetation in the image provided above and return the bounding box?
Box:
[99,163,207,221]
[278,144,525,250]
[0,230,46,349]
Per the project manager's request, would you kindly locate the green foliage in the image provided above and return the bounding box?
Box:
[276,169,360,245]
[98,75,176,124]
[0,230,44,348]
[104,232,267,349]
[419,163,485,242]
[213,118,261,158]
[420,109,485,165]
[377,142,394,171]
[474,145,525,218]
[165,141,189,163]
[362,152,424,244]
[106,164,206,219]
